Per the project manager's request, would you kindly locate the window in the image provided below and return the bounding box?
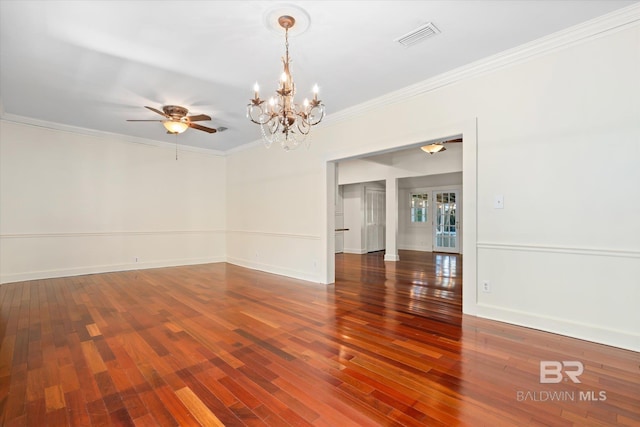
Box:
[410,193,428,223]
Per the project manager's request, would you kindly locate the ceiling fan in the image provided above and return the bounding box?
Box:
[420,137,462,154]
[127,105,217,134]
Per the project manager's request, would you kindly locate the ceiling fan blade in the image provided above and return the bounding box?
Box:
[189,123,217,134]
[145,106,170,118]
[186,114,211,122]
[126,119,163,122]
[445,138,463,143]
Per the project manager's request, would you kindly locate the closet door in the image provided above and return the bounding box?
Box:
[366,188,386,252]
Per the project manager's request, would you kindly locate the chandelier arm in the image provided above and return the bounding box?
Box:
[294,111,311,135]
[307,104,325,126]
[247,104,267,124]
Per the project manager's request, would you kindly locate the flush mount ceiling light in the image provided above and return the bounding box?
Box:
[247,7,325,151]
[421,137,463,155]
[421,143,446,154]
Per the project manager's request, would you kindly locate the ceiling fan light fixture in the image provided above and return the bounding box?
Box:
[163,120,189,134]
[421,143,446,154]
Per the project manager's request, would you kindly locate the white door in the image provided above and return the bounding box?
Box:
[433,190,459,253]
[335,186,344,253]
[335,215,345,253]
[366,188,385,252]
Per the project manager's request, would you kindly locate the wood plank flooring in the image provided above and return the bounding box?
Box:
[1,250,638,426]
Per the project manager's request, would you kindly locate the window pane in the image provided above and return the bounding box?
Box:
[410,193,428,223]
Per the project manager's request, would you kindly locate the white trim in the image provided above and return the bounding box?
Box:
[475,303,640,352]
[0,115,226,157]
[225,138,264,154]
[384,254,400,262]
[398,245,430,252]
[0,230,226,239]
[324,4,640,127]
[226,257,321,284]
[342,248,368,255]
[477,242,640,259]
[227,230,320,240]
[230,4,640,154]
[4,5,637,156]
[0,256,225,285]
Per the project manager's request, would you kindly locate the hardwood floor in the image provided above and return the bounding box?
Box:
[1,250,638,426]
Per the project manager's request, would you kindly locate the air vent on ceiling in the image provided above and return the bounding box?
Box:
[394,22,440,47]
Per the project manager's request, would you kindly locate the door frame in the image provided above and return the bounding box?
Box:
[404,184,462,254]
[323,118,478,317]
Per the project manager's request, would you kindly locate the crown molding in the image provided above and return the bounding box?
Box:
[228,4,639,154]
[3,4,638,157]
[322,3,640,126]
[225,137,264,155]
[0,112,226,157]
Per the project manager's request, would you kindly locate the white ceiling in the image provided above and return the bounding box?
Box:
[1,1,637,152]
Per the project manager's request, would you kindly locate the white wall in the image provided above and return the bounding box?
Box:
[226,16,640,351]
[225,143,323,282]
[0,121,226,283]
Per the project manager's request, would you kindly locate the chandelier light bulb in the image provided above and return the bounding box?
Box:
[253,82,260,98]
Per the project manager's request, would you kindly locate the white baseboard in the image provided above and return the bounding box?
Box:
[225,257,323,284]
[0,256,225,284]
[398,245,431,252]
[343,248,367,254]
[474,303,640,352]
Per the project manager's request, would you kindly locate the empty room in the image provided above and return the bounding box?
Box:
[1,1,639,426]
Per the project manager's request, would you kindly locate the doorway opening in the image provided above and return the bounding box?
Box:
[324,119,478,317]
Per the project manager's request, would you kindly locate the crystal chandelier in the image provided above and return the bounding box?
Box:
[247,15,325,150]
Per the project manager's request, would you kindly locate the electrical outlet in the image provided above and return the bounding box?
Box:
[482,280,491,293]
[135,257,139,263]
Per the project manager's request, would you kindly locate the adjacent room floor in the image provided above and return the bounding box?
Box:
[0,251,637,426]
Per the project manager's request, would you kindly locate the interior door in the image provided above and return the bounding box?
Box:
[433,190,459,253]
[366,188,385,252]
[335,185,344,253]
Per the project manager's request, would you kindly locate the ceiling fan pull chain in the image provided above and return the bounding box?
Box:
[175,133,178,161]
